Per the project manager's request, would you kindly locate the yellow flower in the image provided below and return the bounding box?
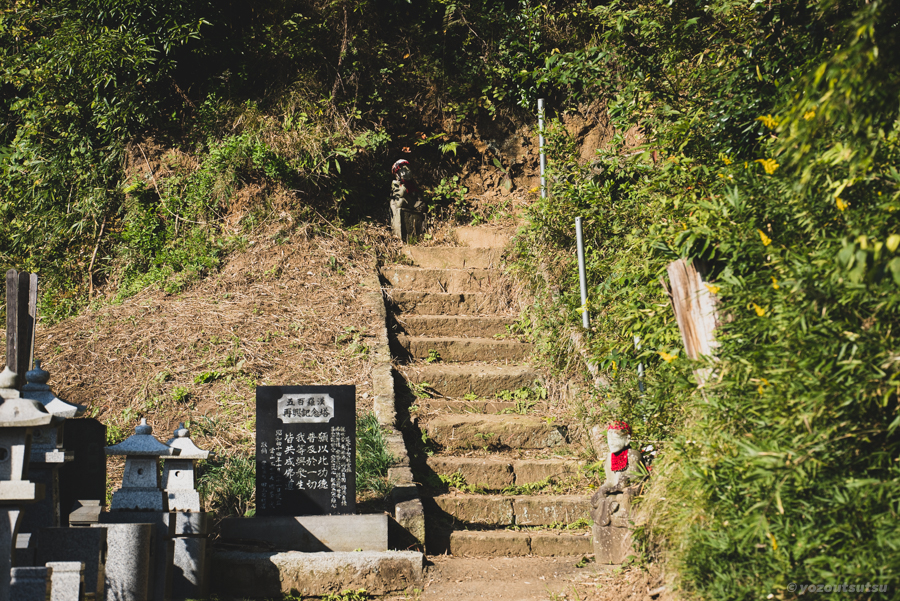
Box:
[756,114,780,129]
[705,283,720,295]
[757,378,769,395]
[836,197,848,211]
[751,303,766,316]
[803,109,816,121]
[721,156,733,165]
[771,276,779,290]
[758,229,772,246]
[756,158,779,174]
[658,351,677,363]
[887,234,900,253]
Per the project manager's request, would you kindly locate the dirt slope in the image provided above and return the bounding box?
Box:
[15,221,400,505]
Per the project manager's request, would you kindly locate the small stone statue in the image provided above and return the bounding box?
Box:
[390,159,425,240]
[590,421,644,527]
[390,159,424,213]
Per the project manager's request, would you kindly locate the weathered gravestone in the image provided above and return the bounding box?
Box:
[256,386,355,516]
[58,419,107,526]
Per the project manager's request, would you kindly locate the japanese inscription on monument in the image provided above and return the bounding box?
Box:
[256,385,355,516]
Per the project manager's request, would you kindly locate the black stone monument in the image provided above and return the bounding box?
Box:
[256,385,355,516]
[58,418,107,525]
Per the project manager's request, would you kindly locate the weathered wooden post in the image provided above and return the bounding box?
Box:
[5,270,38,391]
[665,258,720,383]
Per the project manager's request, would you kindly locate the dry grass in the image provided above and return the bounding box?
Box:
[21,220,401,493]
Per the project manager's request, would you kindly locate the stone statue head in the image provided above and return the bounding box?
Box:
[392,159,412,182]
[606,421,631,454]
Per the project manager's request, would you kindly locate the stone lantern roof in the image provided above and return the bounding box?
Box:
[106,419,177,457]
[21,360,86,419]
[0,367,52,428]
[165,423,208,460]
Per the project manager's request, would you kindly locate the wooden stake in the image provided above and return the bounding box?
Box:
[5,269,16,375]
[15,271,33,389]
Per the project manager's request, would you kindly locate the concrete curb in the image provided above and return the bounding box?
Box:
[363,272,426,549]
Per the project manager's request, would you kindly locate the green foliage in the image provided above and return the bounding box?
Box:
[513,0,900,598]
[356,411,395,497]
[197,453,256,518]
[426,176,470,223]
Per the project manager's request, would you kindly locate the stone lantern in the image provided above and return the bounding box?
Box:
[0,366,52,599]
[163,423,208,513]
[19,361,85,541]
[106,419,176,511]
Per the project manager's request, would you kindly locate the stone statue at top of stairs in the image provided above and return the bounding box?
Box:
[390,159,424,241]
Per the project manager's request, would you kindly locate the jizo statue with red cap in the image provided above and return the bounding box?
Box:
[389,159,425,240]
[590,421,644,527]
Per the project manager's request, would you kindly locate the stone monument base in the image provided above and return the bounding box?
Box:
[391,208,424,241]
[592,523,633,564]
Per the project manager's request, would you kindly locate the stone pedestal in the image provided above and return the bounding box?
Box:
[391,208,425,241]
[100,512,174,601]
[45,562,84,601]
[592,522,633,564]
[591,487,638,564]
[167,512,209,600]
[98,523,153,601]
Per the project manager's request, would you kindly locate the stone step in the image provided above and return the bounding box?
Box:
[414,398,547,415]
[402,247,503,269]
[386,290,509,316]
[381,267,505,293]
[453,226,513,249]
[392,335,533,362]
[210,550,424,597]
[433,494,591,526]
[449,530,592,557]
[424,414,567,451]
[396,315,517,338]
[426,457,581,489]
[407,364,542,398]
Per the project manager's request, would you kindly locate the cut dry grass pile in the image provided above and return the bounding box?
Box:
[24,220,401,498]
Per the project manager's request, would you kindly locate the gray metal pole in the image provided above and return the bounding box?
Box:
[538,98,546,199]
[634,335,645,393]
[575,217,589,329]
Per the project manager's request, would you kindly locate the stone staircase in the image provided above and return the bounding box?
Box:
[381,227,594,557]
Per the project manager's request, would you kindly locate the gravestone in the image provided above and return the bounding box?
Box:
[256,386,356,516]
[59,419,107,525]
